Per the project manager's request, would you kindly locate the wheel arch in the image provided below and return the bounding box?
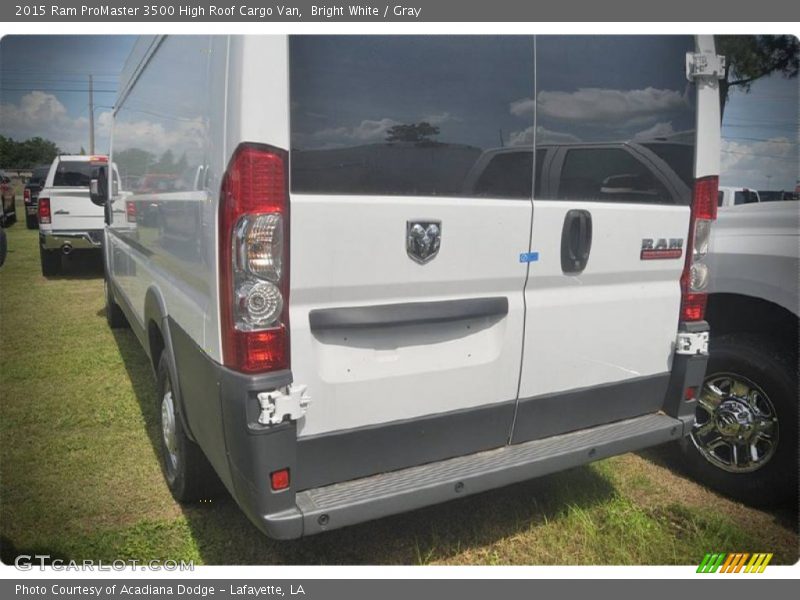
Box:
[144,286,198,442]
[706,293,798,361]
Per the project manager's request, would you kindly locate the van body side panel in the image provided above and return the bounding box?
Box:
[109,35,223,452]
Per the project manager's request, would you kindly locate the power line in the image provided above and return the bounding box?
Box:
[721,149,797,160]
[723,136,799,144]
[0,87,118,93]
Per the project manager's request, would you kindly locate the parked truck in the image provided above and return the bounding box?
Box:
[92,34,724,538]
[681,201,799,506]
[38,155,109,275]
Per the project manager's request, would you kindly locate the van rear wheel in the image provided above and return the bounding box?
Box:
[156,353,220,503]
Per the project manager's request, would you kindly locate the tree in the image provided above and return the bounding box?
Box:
[716,35,799,117]
[385,122,441,144]
[0,135,59,168]
[113,147,155,178]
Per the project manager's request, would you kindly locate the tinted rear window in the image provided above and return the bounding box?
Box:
[536,36,696,204]
[29,167,50,186]
[557,147,672,203]
[52,161,98,187]
[290,36,535,198]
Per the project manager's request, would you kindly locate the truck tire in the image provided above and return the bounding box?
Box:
[680,333,797,507]
[0,228,7,267]
[39,246,61,276]
[26,214,37,229]
[104,279,129,329]
[156,352,220,503]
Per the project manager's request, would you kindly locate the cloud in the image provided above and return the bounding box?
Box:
[720,137,798,190]
[100,111,206,159]
[1,91,208,161]
[510,87,689,125]
[633,121,677,140]
[508,125,581,147]
[0,91,99,153]
[293,118,401,149]
[422,111,460,125]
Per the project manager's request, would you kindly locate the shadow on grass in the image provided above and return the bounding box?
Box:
[637,444,799,533]
[111,327,616,564]
[43,250,104,280]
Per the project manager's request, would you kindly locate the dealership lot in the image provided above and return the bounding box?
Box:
[0,204,796,565]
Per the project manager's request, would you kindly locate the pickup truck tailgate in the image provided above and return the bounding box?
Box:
[47,188,104,232]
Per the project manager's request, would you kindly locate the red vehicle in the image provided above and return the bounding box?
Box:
[0,171,17,228]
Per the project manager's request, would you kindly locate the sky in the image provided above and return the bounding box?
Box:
[0,35,135,155]
[0,35,797,191]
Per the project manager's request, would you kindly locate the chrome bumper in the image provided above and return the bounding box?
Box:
[40,230,103,250]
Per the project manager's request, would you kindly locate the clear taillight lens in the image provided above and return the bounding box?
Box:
[680,176,718,321]
[234,213,283,282]
[692,219,711,260]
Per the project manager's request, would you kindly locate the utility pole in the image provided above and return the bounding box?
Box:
[88,74,95,154]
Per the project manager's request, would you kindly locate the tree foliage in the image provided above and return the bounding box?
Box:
[717,35,799,115]
[385,122,441,144]
[0,135,59,169]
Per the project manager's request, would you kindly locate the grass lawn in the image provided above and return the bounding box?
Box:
[1,200,797,566]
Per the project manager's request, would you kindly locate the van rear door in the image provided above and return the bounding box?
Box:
[513,35,702,442]
[288,36,535,487]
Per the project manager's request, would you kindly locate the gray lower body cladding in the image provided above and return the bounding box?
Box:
[164,317,706,539]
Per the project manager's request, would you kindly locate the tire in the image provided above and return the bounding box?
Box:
[0,229,7,268]
[39,246,61,276]
[156,352,220,502]
[26,214,37,229]
[680,333,798,507]
[104,279,129,329]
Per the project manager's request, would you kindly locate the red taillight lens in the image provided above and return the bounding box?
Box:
[126,201,137,222]
[270,468,290,491]
[692,176,718,221]
[680,176,718,322]
[219,144,290,374]
[24,189,31,203]
[38,197,51,224]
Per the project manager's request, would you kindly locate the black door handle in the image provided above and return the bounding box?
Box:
[561,209,593,274]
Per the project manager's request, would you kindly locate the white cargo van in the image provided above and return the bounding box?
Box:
[93,35,723,539]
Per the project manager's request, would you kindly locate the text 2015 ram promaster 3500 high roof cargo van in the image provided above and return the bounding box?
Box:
[92,35,723,539]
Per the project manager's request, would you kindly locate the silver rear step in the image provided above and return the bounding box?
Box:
[280,413,684,537]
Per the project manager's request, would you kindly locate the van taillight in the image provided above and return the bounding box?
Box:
[38,197,51,224]
[126,201,137,222]
[680,176,718,322]
[24,188,31,203]
[219,143,290,373]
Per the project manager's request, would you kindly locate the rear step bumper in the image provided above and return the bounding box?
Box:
[259,412,684,539]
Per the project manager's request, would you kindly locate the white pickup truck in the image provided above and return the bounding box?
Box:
[38,155,109,275]
[681,201,798,506]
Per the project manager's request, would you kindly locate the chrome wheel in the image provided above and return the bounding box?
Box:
[691,373,779,473]
[161,385,179,479]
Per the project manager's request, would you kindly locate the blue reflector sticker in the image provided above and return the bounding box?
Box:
[519,252,539,263]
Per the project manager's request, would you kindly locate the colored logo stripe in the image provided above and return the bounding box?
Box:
[697,553,773,573]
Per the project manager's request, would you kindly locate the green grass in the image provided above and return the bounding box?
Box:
[1,201,797,565]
